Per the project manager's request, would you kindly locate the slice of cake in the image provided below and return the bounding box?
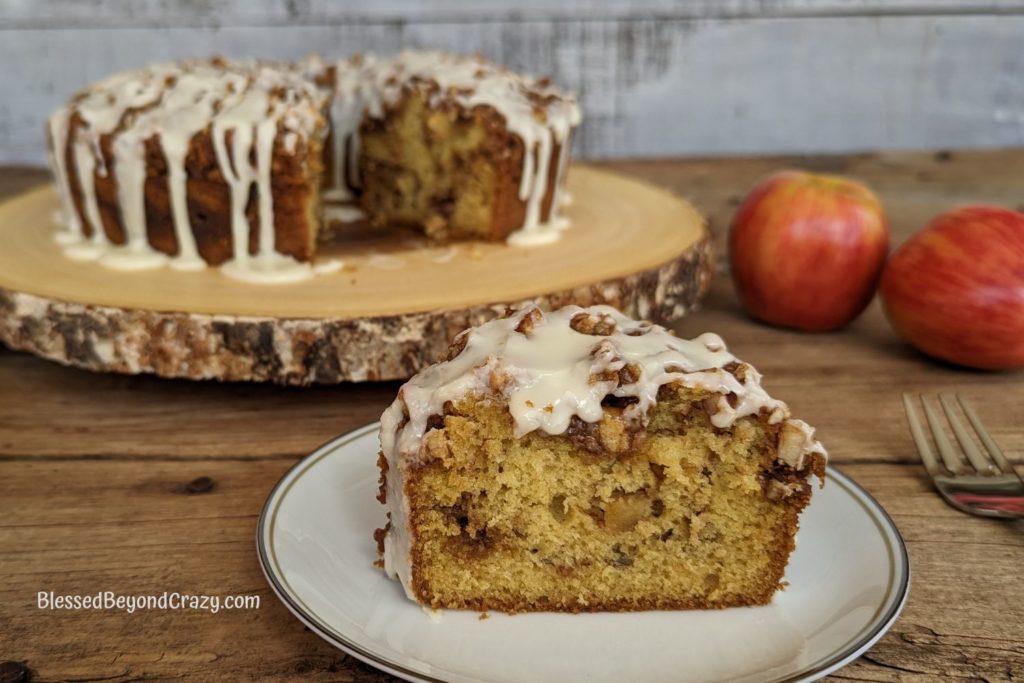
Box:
[376,305,827,613]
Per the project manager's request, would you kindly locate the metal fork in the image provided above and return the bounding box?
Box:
[902,393,1024,519]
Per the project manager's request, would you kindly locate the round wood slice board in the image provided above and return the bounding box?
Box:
[0,165,713,384]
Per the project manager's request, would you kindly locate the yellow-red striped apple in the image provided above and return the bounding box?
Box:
[729,170,889,331]
[880,206,1024,370]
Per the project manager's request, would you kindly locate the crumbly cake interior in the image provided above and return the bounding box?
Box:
[359,92,501,240]
[408,387,806,612]
[377,305,827,613]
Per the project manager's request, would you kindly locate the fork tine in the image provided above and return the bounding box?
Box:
[939,394,996,474]
[920,395,968,475]
[902,394,945,477]
[956,395,1016,475]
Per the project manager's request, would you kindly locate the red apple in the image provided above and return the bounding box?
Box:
[729,170,889,331]
[879,206,1024,370]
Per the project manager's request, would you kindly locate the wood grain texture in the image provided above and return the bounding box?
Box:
[2,459,1022,681]
[6,1,1024,27]
[1,151,1023,681]
[0,167,713,383]
[2,4,1024,163]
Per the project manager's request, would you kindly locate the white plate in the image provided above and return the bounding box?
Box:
[258,423,910,683]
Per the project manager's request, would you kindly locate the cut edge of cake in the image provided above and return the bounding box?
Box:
[375,305,827,613]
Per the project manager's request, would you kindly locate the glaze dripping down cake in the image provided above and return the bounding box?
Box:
[46,52,581,282]
[376,305,827,613]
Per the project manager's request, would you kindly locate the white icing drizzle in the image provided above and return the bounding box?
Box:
[365,253,406,271]
[550,134,572,213]
[321,56,370,202]
[58,140,113,261]
[72,66,177,267]
[323,204,366,223]
[155,68,250,270]
[379,306,828,594]
[207,65,327,281]
[221,255,342,284]
[106,124,169,270]
[47,105,81,242]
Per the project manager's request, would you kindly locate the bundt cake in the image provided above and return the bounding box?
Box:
[376,305,827,613]
[46,52,581,283]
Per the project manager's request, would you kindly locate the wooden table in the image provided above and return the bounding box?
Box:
[1,151,1022,682]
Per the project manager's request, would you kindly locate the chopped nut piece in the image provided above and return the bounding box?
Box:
[588,369,619,385]
[445,332,468,360]
[515,307,544,336]
[590,339,619,361]
[618,362,641,385]
[570,311,617,335]
[723,361,750,382]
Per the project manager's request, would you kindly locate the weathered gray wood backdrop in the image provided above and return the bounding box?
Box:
[2,1,1023,163]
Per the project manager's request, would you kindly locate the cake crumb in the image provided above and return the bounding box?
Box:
[478,612,490,621]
